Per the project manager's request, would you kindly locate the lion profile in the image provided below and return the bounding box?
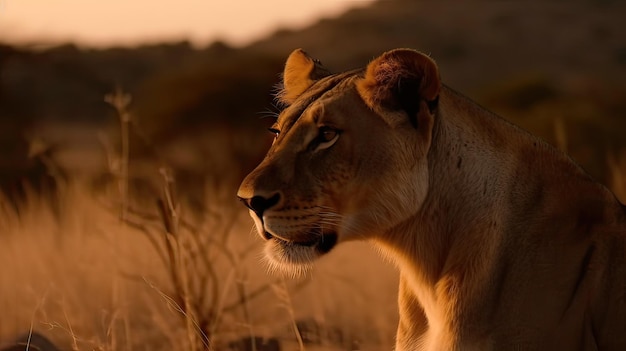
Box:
[237,48,626,350]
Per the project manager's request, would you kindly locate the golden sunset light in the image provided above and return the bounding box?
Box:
[1,1,625,350]
[0,0,374,47]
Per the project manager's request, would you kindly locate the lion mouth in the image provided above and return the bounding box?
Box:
[262,229,338,271]
[264,231,337,253]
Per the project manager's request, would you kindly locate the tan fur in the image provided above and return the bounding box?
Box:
[238,48,626,350]
[278,48,330,105]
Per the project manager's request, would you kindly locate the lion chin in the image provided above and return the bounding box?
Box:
[261,230,338,276]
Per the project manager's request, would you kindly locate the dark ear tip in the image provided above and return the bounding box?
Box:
[358,49,441,114]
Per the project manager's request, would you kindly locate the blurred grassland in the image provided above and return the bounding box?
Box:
[0,177,399,350]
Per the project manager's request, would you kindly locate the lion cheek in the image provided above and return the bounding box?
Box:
[362,174,428,235]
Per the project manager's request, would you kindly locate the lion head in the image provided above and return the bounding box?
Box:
[237,48,441,275]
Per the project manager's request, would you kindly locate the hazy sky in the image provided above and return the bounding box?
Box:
[0,0,375,48]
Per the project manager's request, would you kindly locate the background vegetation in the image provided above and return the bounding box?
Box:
[1,0,625,350]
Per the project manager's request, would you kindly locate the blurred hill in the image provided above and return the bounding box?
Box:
[1,0,625,200]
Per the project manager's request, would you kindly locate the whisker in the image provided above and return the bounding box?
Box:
[248,224,257,237]
[316,207,369,241]
[256,109,279,120]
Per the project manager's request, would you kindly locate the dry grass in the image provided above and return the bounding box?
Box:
[0,183,179,350]
[0,170,398,351]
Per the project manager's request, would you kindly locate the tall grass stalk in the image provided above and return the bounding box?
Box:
[104,87,133,351]
[272,280,305,351]
[119,152,285,349]
[104,87,132,221]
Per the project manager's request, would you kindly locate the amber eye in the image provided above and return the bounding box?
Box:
[316,126,340,150]
[319,127,338,142]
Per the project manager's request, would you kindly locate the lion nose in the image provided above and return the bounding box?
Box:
[238,193,281,218]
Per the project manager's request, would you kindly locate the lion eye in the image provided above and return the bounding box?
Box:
[320,127,337,142]
[268,127,280,139]
[316,126,340,150]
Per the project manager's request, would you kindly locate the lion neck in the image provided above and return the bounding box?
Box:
[372,86,554,344]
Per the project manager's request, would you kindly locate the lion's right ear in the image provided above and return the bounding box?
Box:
[278,49,330,105]
[357,49,441,128]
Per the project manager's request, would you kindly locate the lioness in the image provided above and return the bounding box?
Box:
[237,48,626,350]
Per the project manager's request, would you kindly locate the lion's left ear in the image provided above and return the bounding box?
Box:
[278,49,331,105]
[357,49,441,128]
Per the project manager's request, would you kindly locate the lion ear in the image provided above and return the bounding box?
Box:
[278,49,330,105]
[357,49,441,127]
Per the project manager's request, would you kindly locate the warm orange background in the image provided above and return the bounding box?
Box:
[0,0,375,47]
